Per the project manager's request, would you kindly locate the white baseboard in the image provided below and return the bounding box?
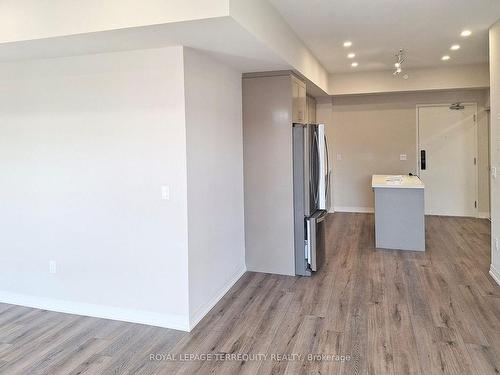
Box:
[188,265,246,331]
[490,264,500,286]
[333,206,374,213]
[0,291,190,331]
[478,212,490,219]
[0,266,248,333]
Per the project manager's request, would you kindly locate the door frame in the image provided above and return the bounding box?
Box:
[415,103,479,217]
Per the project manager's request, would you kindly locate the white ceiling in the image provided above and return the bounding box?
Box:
[269,0,500,73]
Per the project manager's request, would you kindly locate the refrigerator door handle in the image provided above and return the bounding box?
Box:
[313,129,320,207]
[315,124,327,211]
[303,126,311,216]
[324,133,330,210]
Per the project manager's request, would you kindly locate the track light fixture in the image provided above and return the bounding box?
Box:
[393,49,406,76]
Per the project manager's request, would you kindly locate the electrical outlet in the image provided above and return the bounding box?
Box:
[336,153,342,161]
[161,186,170,200]
[492,167,497,179]
[495,238,499,253]
[400,154,407,161]
[49,260,57,274]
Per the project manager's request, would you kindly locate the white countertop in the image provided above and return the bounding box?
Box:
[372,175,424,189]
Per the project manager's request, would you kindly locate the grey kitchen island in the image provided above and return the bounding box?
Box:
[372,175,425,251]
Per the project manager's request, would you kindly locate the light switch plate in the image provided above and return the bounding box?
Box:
[492,167,497,179]
[161,186,170,200]
[400,154,407,161]
[336,153,342,161]
[49,260,57,274]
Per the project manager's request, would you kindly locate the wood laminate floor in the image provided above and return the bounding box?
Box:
[0,213,499,374]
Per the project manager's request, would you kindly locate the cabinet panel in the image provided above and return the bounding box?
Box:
[306,95,316,123]
[242,75,296,276]
[292,76,306,123]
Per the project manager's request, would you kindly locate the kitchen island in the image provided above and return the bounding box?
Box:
[372,175,425,251]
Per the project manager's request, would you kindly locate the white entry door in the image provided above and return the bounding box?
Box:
[418,104,477,216]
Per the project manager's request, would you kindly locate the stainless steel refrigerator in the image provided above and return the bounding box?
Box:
[293,123,330,276]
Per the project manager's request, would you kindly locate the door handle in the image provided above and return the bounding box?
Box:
[420,150,426,170]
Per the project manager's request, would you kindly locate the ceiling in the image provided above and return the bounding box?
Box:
[269,0,500,73]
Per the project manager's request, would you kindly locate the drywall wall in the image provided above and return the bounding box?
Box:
[329,63,489,96]
[489,21,500,285]
[243,75,295,276]
[0,47,191,330]
[0,0,228,43]
[329,89,490,213]
[183,48,246,328]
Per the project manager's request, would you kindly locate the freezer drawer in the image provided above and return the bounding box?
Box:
[306,210,327,272]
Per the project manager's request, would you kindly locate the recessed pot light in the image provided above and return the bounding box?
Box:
[343,41,352,47]
[351,62,358,67]
[442,55,450,61]
[347,53,356,58]
[461,30,472,37]
[450,44,460,51]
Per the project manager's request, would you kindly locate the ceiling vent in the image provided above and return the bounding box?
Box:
[449,102,465,110]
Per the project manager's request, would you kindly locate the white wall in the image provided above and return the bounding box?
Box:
[489,21,500,285]
[329,63,489,96]
[328,89,490,213]
[0,0,228,43]
[183,48,246,328]
[0,47,191,329]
